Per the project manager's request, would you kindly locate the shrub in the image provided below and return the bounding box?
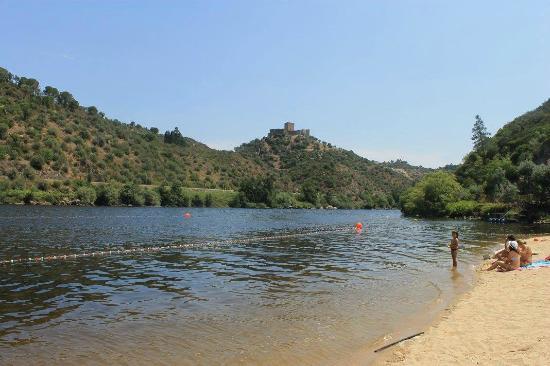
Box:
[0,123,8,139]
[37,181,49,191]
[76,186,97,205]
[479,202,509,216]
[143,189,160,206]
[30,155,45,170]
[272,191,297,208]
[204,193,213,207]
[238,176,275,206]
[119,184,144,206]
[446,200,479,217]
[191,194,203,207]
[95,184,119,206]
[401,172,465,217]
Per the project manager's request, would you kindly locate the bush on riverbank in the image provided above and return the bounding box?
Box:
[400,172,465,217]
[0,177,237,207]
[445,200,511,218]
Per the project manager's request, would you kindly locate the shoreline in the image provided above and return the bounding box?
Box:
[341,242,487,366]
[372,235,550,365]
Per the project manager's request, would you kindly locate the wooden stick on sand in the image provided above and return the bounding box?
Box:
[374,332,424,353]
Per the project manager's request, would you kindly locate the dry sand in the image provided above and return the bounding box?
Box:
[375,235,550,366]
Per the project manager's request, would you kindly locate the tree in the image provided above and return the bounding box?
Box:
[300,181,319,205]
[44,86,59,98]
[485,167,507,200]
[204,193,213,207]
[238,176,275,206]
[87,106,98,115]
[95,184,119,206]
[119,184,145,206]
[517,161,550,220]
[159,183,190,206]
[163,127,186,146]
[30,155,45,170]
[0,67,12,83]
[496,181,519,204]
[143,189,161,206]
[401,172,465,217]
[57,91,79,110]
[76,186,97,205]
[472,115,490,150]
[191,194,203,207]
[18,77,40,95]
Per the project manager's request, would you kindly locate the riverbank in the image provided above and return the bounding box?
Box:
[374,235,550,365]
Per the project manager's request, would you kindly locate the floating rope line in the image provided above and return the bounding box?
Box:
[0,215,189,219]
[0,224,354,266]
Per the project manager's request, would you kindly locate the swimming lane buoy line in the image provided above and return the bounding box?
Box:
[0,223,359,266]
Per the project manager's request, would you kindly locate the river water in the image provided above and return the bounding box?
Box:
[0,207,548,365]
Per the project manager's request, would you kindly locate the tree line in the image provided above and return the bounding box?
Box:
[401,106,550,222]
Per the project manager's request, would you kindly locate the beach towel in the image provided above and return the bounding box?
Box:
[518,260,550,270]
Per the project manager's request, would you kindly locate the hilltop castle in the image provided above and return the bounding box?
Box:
[269,122,310,137]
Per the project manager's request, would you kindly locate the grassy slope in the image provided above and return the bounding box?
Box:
[0,67,429,207]
[456,98,550,186]
[401,98,549,220]
[236,134,428,207]
[0,76,264,190]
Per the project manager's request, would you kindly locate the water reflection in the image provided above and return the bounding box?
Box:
[0,206,548,365]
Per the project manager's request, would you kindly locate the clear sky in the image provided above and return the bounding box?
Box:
[1,0,549,167]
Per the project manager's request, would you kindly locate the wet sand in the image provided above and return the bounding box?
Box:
[375,236,550,365]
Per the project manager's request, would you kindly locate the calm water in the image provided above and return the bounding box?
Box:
[0,207,548,365]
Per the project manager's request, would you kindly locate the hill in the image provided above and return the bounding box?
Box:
[401,99,550,221]
[0,68,263,189]
[236,132,426,208]
[0,66,426,208]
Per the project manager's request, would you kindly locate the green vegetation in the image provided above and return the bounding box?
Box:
[0,67,264,196]
[401,102,550,221]
[235,134,430,209]
[400,172,465,217]
[0,66,428,208]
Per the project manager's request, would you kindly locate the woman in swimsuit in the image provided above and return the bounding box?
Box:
[518,240,532,267]
[493,235,516,261]
[449,231,459,268]
[486,241,521,271]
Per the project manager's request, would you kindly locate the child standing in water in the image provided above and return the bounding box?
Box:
[449,231,459,268]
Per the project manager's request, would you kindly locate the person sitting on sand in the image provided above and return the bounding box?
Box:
[493,235,516,261]
[518,239,532,267]
[487,241,521,271]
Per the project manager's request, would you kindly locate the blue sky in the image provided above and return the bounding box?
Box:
[1,0,549,167]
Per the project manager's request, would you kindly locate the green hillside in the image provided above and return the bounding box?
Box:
[0,68,262,189]
[0,66,425,208]
[236,134,428,208]
[401,100,550,221]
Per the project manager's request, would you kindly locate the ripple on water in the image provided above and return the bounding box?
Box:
[1,206,549,365]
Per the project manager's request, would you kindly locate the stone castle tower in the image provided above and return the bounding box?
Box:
[269,122,310,137]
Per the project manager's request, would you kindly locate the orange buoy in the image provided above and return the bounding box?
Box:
[355,222,363,230]
[184,212,191,219]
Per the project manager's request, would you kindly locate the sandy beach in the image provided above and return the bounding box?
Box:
[375,235,550,365]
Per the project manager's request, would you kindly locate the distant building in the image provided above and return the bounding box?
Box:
[269,121,310,137]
